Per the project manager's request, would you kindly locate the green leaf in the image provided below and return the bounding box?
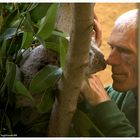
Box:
[10,19,20,28]
[21,32,33,49]
[30,65,62,93]
[37,4,59,40]
[35,34,46,47]
[52,30,68,38]
[44,32,69,54]
[5,61,16,90]
[28,3,39,11]
[45,42,60,53]
[0,40,7,68]
[15,81,34,102]
[37,88,55,113]
[30,3,51,22]
[0,28,17,41]
[73,109,104,136]
[0,9,18,33]
[59,37,68,68]
[0,15,4,32]
[23,12,35,33]
[69,125,78,136]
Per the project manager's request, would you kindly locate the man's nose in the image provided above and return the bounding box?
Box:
[106,49,120,66]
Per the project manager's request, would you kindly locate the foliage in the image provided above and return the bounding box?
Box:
[0,3,67,136]
[0,3,101,137]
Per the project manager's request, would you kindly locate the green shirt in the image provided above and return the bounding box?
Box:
[106,85,137,134]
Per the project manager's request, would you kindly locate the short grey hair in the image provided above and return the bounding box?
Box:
[114,9,138,32]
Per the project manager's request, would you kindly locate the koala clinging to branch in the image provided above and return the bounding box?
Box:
[56,3,106,75]
[20,37,106,87]
[18,36,106,107]
[16,36,106,109]
[86,37,106,75]
[79,37,106,102]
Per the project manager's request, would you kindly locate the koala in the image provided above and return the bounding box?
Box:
[86,37,106,76]
[18,38,106,107]
[20,37,106,86]
[79,38,106,102]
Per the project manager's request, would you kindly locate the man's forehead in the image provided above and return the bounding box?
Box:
[108,28,137,50]
[112,9,138,34]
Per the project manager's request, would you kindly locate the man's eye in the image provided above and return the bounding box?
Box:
[117,48,131,54]
[117,48,123,53]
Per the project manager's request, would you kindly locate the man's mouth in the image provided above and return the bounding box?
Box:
[112,73,127,82]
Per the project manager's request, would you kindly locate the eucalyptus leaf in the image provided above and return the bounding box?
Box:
[73,109,94,136]
[0,15,4,32]
[44,33,68,54]
[30,3,51,22]
[5,61,16,90]
[28,3,39,11]
[15,81,34,102]
[37,4,59,40]
[0,28,17,41]
[0,40,7,68]
[23,12,34,33]
[52,30,68,38]
[10,19,20,28]
[37,88,55,113]
[21,32,33,49]
[35,34,46,47]
[45,42,60,53]
[0,9,18,33]
[69,125,78,136]
[72,109,104,136]
[7,32,23,57]
[29,65,62,93]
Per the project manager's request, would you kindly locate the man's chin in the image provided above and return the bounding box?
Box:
[112,83,128,92]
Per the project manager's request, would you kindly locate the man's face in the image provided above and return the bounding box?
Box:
[107,26,138,92]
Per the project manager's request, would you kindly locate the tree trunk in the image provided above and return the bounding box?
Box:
[48,3,94,136]
[56,3,72,35]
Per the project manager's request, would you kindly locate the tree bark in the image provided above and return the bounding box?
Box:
[48,3,94,136]
[56,3,72,35]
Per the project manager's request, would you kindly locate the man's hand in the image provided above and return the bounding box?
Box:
[81,75,110,106]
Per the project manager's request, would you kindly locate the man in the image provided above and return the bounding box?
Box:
[82,9,138,136]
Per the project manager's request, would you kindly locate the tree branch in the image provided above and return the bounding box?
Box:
[48,3,94,136]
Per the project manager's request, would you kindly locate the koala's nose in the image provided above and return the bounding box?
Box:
[89,50,93,56]
[102,58,107,69]
[100,55,107,70]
